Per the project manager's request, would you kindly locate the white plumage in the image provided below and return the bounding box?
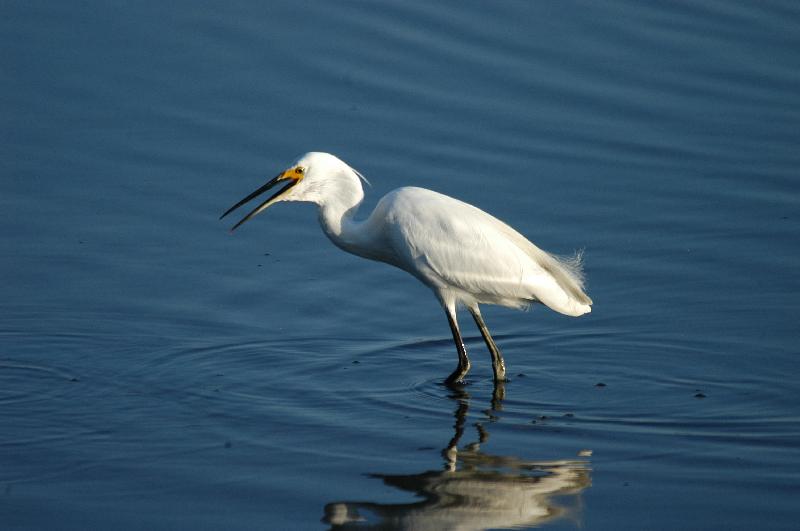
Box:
[221,152,592,384]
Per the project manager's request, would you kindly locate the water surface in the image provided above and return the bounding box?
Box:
[2,1,799,529]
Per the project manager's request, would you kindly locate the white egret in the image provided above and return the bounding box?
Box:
[221,152,592,384]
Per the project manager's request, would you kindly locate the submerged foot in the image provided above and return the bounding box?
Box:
[444,375,468,387]
[492,380,507,404]
[444,368,470,387]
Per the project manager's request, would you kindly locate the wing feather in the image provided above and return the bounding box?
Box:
[380,187,592,315]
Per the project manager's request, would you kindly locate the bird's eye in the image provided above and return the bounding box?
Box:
[296,167,305,175]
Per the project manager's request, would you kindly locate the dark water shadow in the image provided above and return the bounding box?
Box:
[322,385,591,530]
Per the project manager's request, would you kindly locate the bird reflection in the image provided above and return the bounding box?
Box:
[323,387,591,530]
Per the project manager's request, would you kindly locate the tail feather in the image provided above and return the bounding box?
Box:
[552,249,593,305]
[471,202,593,309]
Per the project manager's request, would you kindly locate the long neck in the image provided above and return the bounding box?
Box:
[319,196,361,250]
[316,174,381,261]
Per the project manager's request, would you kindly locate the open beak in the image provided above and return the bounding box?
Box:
[220,170,300,231]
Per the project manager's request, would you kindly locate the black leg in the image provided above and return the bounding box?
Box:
[469,307,507,383]
[444,306,470,385]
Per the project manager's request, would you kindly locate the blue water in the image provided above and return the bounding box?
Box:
[2,1,799,529]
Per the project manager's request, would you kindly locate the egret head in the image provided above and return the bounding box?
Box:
[220,152,365,231]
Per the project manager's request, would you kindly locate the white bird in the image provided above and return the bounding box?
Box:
[221,152,592,384]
